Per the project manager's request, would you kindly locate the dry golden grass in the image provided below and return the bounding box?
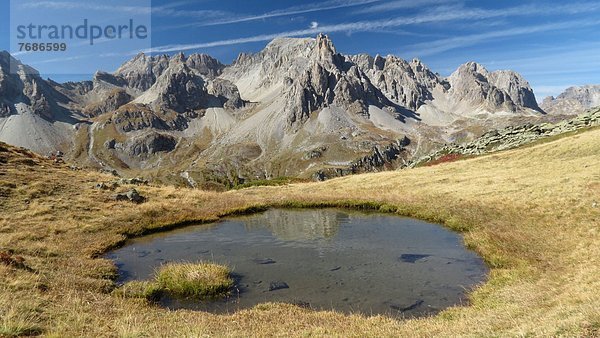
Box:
[0,127,599,336]
[155,262,233,299]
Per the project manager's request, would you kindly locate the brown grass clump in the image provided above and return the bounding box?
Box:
[156,262,233,299]
[0,127,599,336]
[113,280,162,301]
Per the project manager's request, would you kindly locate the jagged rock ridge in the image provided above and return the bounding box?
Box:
[541,85,600,115]
[0,34,554,186]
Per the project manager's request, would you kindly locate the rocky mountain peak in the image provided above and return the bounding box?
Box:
[557,85,600,106]
[0,51,56,119]
[171,52,186,63]
[449,62,515,112]
[541,85,600,115]
[373,54,386,70]
[488,70,539,110]
[315,33,338,64]
[114,53,170,91]
[447,62,541,112]
[186,53,225,78]
[350,53,444,111]
[135,59,207,113]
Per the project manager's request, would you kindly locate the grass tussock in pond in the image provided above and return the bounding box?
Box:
[0,127,599,336]
[156,262,233,299]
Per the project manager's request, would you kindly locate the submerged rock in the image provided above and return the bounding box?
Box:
[268,281,289,291]
[253,258,276,265]
[399,254,430,263]
[390,299,424,312]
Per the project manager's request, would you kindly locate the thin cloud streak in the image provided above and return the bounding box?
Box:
[167,0,383,29]
[355,0,459,14]
[146,2,600,54]
[403,19,600,57]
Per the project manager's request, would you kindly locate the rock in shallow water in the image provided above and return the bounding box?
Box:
[268,281,289,291]
[389,299,424,312]
[399,254,430,263]
[252,258,276,265]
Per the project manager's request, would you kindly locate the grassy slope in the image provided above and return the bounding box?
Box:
[0,127,599,336]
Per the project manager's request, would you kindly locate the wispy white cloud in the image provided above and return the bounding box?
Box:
[166,0,382,28]
[402,19,600,57]
[146,2,600,54]
[355,0,459,14]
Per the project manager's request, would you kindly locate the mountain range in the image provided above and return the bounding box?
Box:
[0,34,596,188]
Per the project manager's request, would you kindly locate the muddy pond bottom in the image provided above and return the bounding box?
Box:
[107,208,487,317]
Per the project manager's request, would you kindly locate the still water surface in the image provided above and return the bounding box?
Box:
[107,209,487,317]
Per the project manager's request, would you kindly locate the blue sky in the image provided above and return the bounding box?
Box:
[2,0,600,99]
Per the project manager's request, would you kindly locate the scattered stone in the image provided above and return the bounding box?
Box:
[94,182,119,190]
[410,108,600,167]
[313,171,327,182]
[95,183,108,190]
[118,177,149,186]
[127,189,145,203]
[104,139,117,149]
[302,146,327,160]
[268,281,289,291]
[399,254,431,263]
[114,188,146,204]
[100,168,119,176]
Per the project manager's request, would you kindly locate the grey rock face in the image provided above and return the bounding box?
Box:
[208,78,245,109]
[110,105,188,132]
[120,132,178,157]
[558,85,600,107]
[448,62,516,111]
[84,89,132,117]
[186,53,225,79]
[59,80,94,97]
[541,85,600,115]
[446,62,541,113]
[93,71,128,88]
[0,102,12,117]
[114,52,225,93]
[114,53,170,91]
[350,54,445,111]
[488,70,539,110]
[280,34,398,128]
[314,139,408,180]
[147,58,209,112]
[0,51,67,120]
